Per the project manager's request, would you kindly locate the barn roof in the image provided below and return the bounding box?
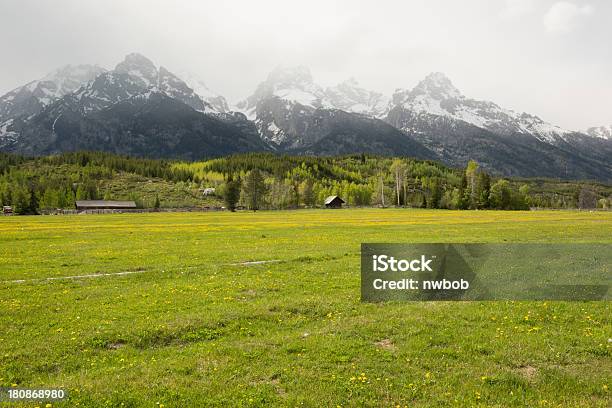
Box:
[75,200,137,208]
[324,195,345,205]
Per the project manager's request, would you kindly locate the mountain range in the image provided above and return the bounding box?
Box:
[0,53,610,181]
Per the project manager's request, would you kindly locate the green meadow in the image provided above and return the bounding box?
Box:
[0,209,610,407]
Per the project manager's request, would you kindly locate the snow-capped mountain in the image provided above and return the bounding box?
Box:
[388,72,571,144]
[110,54,237,114]
[0,53,223,123]
[0,64,106,148]
[156,66,209,112]
[236,67,389,118]
[112,53,210,112]
[1,57,610,181]
[236,66,328,146]
[6,54,203,119]
[585,125,611,140]
[325,78,388,117]
[0,64,106,145]
[177,71,230,114]
[236,66,332,120]
[236,66,434,157]
[0,64,106,122]
[0,53,268,158]
[11,90,269,159]
[114,53,158,88]
[383,72,611,180]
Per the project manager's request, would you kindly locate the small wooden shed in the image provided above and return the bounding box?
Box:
[324,196,345,208]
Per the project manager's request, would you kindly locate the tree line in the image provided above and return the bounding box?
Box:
[218,158,532,211]
[0,152,190,214]
[0,152,609,214]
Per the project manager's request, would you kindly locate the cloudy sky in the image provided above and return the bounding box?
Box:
[0,0,609,130]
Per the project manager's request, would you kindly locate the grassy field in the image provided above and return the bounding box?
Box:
[0,209,610,407]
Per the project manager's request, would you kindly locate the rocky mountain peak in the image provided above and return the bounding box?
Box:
[114,53,158,87]
[237,66,328,116]
[0,64,107,124]
[156,66,207,112]
[412,72,462,100]
[116,52,156,69]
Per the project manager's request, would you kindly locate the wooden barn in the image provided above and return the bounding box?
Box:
[324,196,345,208]
[75,200,137,211]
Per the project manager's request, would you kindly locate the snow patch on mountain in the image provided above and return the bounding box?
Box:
[176,71,230,114]
[70,71,147,113]
[325,78,389,117]
[0,119,18,148]
[275,88,322,107]
[32,64,107,103]
[265,121,285,144]
[585,125,612,140]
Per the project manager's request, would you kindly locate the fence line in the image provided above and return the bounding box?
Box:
[8,206,610,216]
[38,207,225,216]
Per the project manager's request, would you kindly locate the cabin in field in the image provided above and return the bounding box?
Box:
[324,196,345,209]
[75,200,137,211]
[2,206,13,215]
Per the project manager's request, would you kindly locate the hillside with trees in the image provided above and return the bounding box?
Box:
[0,151,610,214]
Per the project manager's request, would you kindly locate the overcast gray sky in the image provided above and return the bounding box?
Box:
[0,0,610,130]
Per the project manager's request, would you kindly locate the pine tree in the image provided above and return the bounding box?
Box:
[224,175,241,212]
[13,187,30,215]
[429,179,442,209]
[243,169,267,211]
[27,188,39,214]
